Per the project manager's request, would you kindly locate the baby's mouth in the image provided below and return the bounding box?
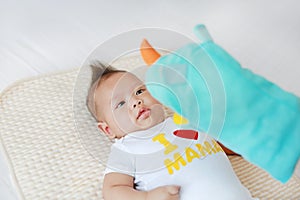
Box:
[137,108,151,120]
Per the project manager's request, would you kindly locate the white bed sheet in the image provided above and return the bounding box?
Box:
[1,0,300,199]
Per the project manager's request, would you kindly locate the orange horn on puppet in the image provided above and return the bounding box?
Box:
[140,39,161,66]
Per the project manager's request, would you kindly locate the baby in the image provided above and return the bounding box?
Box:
[86,62,257,200]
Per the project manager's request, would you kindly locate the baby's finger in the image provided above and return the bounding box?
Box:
[166,185,181,195]
[170,194,180,200]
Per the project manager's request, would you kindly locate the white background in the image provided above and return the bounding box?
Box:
[0,0,299,199]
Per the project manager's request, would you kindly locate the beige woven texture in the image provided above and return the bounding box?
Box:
[0,55,299,200]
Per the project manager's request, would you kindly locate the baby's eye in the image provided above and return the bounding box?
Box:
[116,101,125,109]
[136,88,145,95]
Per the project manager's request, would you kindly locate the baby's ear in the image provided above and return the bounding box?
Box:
[97,121,115,139]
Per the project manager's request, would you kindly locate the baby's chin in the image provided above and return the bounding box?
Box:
[136,115,165,131]
[117,119,154,133]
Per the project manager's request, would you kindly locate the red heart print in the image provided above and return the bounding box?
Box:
[173,130,198,140]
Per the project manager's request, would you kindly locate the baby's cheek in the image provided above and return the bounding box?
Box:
[151,104,166,120]
[143,92,157,102]
[113,110,135,132]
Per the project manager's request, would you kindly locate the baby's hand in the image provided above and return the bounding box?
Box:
[146,185,180,200]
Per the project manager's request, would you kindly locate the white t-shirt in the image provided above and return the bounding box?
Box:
[105,118,257,200]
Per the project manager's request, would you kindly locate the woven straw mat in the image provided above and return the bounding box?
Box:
[0,55,299,200]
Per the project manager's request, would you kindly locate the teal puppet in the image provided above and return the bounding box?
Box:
[145,24,300,183]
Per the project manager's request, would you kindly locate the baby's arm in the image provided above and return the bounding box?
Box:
[103,172,180,200]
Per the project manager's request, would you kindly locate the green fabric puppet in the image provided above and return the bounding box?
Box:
[145,24,300,183]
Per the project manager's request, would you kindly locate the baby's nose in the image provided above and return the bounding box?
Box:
[133,99,142,108]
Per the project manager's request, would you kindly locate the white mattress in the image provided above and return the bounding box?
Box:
[1,0,300,199]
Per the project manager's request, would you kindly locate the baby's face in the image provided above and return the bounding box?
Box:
[95,72,165,138]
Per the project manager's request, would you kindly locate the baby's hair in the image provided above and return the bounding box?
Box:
[86,61,126,121]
